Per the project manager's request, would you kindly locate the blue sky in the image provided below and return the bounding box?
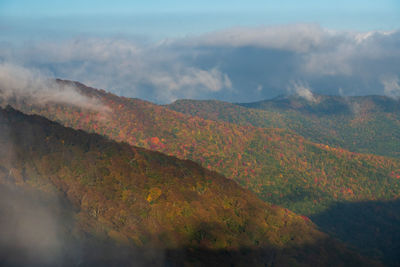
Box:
[1,0,399,39]
[1,0,398,17]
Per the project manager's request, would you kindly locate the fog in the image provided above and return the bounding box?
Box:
[0,63,106,111]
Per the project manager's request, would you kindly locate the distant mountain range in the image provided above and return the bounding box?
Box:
[0,106,373,266]
[167,94,400,265]
[2,80,400,265]
[168,94,400,158]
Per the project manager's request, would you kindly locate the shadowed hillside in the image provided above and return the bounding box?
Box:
[311,199,400,266]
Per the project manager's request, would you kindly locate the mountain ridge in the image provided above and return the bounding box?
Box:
[4,80,400,264]
[168,94,400,158]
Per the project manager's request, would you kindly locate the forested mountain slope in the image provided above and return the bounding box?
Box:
[167,95,400,265]
[10,80,400,216]
[0,106,372,266]
[5,80,400,265]
[168,95,400,158]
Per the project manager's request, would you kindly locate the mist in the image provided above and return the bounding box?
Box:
[0,63,106,111]
[287,81,317,102]
[0,107,73,266]
[0,105,164,266]
[381,75,400,99]
[0,184,67,266]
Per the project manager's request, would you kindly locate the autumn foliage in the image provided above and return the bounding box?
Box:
[0,106,374,266]
[12,81,400,217]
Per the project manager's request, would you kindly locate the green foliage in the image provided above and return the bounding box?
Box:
[165,97,400,213]
[168,96,400,159]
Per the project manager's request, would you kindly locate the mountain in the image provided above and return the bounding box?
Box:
[0,106,374,266]
[4,80,400,264]
[167,95,400,265]
[12,80,400,215]
[311,199,400,266]
[168,94,400,158]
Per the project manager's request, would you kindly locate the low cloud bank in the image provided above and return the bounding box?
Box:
[1,25,399,103]
[182,24,326,52]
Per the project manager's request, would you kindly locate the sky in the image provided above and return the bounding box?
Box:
[1,0,400,38]
[0,1,400,103]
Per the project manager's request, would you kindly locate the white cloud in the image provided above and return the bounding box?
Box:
[0,25,399,103]
[184,24,327,52]
[287,81,317,102]
[381,75,400,99]
[303,42,356,76]
[149,68,231,92]
[0,39,233,103]
[147,68,232,102]
[0,63,105,110]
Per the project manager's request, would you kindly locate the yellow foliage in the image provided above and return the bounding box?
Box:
[147,187,162,202]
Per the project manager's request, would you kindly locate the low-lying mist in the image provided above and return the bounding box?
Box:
[0,63,107,112]
[0,183,69,266]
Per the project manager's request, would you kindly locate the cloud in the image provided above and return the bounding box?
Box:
[338,88,362,115]
[182,24,327,52]
[301,31,398,77]
[381,75,400,99]
[147,67,232,102]
[287,81,317,102]
[0,25,399,103]
[0,38,233,103]
[0,63,106,111]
